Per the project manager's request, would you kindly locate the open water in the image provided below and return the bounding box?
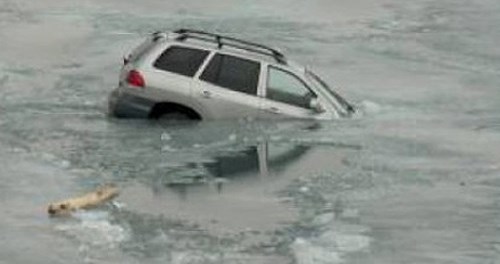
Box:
[1,0,499,263]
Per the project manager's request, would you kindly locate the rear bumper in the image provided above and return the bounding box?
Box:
[108,88,155,118]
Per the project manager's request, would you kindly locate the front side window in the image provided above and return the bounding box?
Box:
[266,67,315,109]
[306,70,355,114]
[200,54,260,95]
[153,46,209,77]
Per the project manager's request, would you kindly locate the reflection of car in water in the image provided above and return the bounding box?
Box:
[165,142,311,195]
[205,143,310,178]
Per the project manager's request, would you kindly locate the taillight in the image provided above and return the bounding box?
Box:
[126,70,145,88]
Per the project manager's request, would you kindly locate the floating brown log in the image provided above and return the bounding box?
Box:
[47,185,119,216]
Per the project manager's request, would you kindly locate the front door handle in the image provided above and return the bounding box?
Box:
[202,90,212,98]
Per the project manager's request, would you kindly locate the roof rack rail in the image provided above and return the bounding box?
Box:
[173,29,287,64]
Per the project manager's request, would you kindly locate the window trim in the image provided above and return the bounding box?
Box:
[193,51,216,79]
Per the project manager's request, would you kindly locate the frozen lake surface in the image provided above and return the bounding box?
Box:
[1,0,500,263]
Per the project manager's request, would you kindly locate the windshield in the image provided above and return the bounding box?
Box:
[306,70,355,115]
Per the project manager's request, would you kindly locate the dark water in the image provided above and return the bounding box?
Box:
[1,0,499,263]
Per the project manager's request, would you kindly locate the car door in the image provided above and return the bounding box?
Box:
[260,65,318,119]
[191,53,262,120]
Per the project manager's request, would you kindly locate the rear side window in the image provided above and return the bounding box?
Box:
[200,54,260,95]
[153,46,209,77]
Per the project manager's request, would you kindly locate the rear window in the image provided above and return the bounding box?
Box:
[200,54,260,95]
[153,46,209,77]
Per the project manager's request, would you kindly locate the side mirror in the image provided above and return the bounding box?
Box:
[309,97,325,113]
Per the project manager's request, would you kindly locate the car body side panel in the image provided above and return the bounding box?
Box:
[259,98,319,120]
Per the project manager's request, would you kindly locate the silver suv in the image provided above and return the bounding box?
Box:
[108,29,354,120]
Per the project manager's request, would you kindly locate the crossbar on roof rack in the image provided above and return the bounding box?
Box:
[173,29,287,64]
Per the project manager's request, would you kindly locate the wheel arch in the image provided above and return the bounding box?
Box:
[148,102,202,120]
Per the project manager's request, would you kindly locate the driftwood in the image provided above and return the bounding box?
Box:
[47,185,119,216]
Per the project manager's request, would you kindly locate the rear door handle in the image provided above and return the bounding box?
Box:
[201,90,212,98]
[265,107,280,114]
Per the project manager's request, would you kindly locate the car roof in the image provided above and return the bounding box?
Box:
[151,30,306,74]
[172,29,286,62]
